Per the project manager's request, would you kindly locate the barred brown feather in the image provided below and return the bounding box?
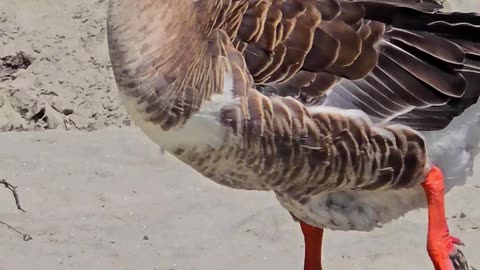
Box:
[107,0,480,230]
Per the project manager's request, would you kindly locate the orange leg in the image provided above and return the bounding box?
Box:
[421,166,469,270]
[300,221,324,270]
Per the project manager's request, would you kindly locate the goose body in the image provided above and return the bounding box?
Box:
[107,0,480,268]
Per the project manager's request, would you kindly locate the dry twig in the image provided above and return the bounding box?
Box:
[1,178,26,212]
[1,178,33,241]
[0,220,33,241]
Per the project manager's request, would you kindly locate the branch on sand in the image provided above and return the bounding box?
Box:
[1,178,33,241]
[1,178,26,212]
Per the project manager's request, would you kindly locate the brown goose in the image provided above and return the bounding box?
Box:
[107,0,480,269]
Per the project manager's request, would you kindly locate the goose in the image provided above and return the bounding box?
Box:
[106,0,480,269]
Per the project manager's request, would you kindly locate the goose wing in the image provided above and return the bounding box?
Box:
[232,0,480,131]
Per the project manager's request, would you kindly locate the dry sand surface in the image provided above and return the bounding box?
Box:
[1,0,480,270]
[0,128,479,270]
[1,0,128,131]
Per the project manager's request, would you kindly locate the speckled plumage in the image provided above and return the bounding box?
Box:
[107,0,480,231]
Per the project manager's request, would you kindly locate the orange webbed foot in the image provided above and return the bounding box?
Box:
[422,166,470,270]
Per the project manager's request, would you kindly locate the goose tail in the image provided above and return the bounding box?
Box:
[423,102,480,190]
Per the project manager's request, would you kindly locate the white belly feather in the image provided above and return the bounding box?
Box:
[119,70,235,152]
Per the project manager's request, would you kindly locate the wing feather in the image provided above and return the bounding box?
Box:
[228,0,480,131]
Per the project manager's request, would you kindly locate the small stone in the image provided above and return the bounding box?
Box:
[143,235,149,241]
[459,212,467,219]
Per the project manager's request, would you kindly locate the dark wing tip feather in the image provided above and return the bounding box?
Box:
[319,1,480,129]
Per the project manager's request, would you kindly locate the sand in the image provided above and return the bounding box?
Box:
[1,0,480,269]
[0,0,129,131]
[0,128,479,270]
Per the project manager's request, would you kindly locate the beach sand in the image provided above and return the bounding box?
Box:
[0,128,479,270]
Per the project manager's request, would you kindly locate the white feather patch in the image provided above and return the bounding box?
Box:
[120,70,235,152]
